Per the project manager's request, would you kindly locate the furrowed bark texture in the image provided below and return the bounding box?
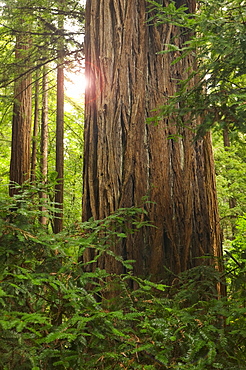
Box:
[82,0,223,284]
[10,36,32,196]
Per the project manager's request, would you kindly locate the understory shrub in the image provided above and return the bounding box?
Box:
[0,193,245,369]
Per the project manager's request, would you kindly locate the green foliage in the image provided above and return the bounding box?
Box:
[0,1,246,368]
[0,192,245,369]
[42,90,84,227]
[213,135,246,239]
[0,0,85,220]
[147,0,246,266]
[224,215,246,300]
[63,107,84,225]
[147,0,246,137]
[0,0,85,88]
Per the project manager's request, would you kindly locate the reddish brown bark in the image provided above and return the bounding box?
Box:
[31,69,40,184]
[9,35,32,196]
[82,0,223,288]
[222,126,237,237]
[53,59,64,233]
[40,66,49,226]
[54,5,64,234]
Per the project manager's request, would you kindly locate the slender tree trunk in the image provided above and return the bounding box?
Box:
[53,12,64,234]
[9,35,32,196]
[31,69,40,184]
[54,58,64,233]
[40,66,49,225]
[82,0,224,291]
[223,127,231,149]
[223,126,237,237]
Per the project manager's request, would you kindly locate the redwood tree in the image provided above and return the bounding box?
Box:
[9,34,32,196]
[31,69,40,184]
[54,5,64,234]
[82,0,223,286]
[40,66,49,226]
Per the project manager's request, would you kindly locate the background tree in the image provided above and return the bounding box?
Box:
[54,12,65,233]
[0,0,85,227]
[31,69,40,183]
[39,66,49,225]
[9,32,32,196]
[82,0,224,288]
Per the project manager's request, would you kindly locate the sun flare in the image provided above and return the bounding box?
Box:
[65,70,87,101]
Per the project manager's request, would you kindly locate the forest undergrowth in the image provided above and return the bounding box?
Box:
[0,185,245,370]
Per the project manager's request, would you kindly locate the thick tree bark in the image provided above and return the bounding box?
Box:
[9,35,32,196]
[82,0,223,287]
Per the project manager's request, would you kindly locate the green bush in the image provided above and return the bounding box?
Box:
[224,215,246,301]
[0,193,245,369]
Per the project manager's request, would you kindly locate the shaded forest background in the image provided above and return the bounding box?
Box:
[0,0,245,369]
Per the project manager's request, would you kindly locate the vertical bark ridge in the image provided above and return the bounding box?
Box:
[10,35,32,196]
[82,0,223,285]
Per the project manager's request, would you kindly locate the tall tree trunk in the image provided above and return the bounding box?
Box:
[40,66,49,225]
[31,69,40,184]
[54,8,64,234]
[9,35,32,196]
[82,0,224,290]
[223,127,231,149]
[223,126,237,237]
